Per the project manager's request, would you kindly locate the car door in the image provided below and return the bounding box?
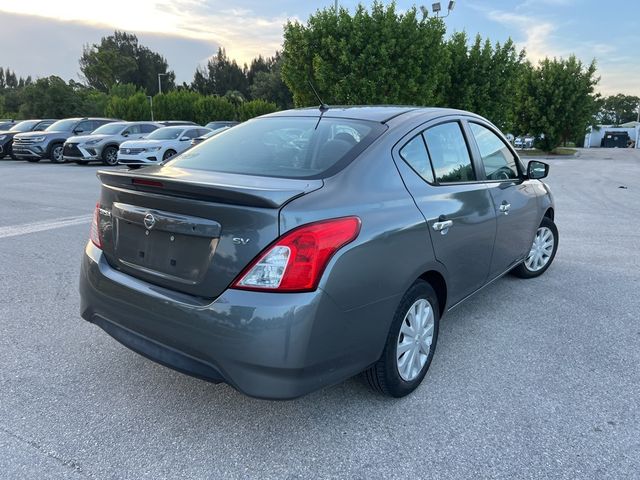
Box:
[465,121,540,278]
[177,128,199,152]
[393,120,497,304]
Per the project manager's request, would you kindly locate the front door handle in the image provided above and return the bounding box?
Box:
[432,219,453,233]
[499,202,511,215]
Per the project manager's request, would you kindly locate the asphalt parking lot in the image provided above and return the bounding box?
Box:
[1,148,639,479]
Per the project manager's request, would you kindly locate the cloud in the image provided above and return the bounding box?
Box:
[0,11,218,85]
[487,10,560,61]
[0,0,290,65]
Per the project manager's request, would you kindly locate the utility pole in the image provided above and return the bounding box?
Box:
[157,73,167,95]
[147,96,154,122]
[335,0,339,17]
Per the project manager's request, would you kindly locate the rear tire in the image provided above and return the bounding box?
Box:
[49,143,64,163]
[511,216,558,278]
[74,160,88,165]
[26,158,41,163]
[364,280,440,398]
[102,146,118,166]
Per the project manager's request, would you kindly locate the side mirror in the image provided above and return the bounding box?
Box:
[73,129,85,135]
[527,160,549,179]
[122,131,129,137]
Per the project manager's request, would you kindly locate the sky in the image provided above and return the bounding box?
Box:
[0,0,638,96]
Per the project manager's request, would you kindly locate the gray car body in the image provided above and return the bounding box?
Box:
[62,121,162,163]
[79,106,554,399]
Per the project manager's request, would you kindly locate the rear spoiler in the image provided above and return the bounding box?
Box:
[97,168,323,209]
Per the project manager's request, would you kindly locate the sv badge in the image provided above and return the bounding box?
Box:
[232,237,251,245]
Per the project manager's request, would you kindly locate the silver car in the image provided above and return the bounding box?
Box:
[80,107,558,399]
[63,121,162,166]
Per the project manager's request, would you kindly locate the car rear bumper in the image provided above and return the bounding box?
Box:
[79,242,380,399]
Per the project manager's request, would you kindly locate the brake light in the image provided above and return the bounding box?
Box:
[132,178,164,188]
[232,217,361,292]
[90,202,102,249]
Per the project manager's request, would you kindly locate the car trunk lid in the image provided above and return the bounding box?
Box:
[96,166,323,298]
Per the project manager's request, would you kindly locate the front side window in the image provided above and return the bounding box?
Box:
[400,134,434,183]
[146,127,184,140]
[469,123,519,180]
[423,122,475,183]
[124,124,142,135]
[182,129,200,139]
[93,123,126,135]
[168,116,383,179]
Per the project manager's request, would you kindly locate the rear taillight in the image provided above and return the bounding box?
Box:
[232,216,361,292]
[90,202,102,249]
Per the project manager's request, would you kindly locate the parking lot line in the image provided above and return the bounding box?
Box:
[0,215,92,239]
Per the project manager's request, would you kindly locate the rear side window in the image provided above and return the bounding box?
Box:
[423,122,475,183]
[469,123,519,180]
[169,117,385,179]
[400,134,434,183]
[140,124,158,134]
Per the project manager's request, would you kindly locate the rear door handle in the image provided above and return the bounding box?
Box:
[432,220,453,233]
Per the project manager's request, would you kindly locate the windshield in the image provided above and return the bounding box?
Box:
[10,120,39,132]
[146,127,184,140]
[92,123,126,135]
[168,116,384,179]
[46,119,77,132]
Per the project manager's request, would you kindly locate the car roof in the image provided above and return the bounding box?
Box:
[264,106,475,123]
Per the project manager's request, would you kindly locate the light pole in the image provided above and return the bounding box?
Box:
[430,1,455,18]
[147,95,154,122]
[157,73,167,95]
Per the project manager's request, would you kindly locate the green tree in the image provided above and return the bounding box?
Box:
[249,52,293,109]
[282,2,448,106]
[598,94,640,124]
[191,48,248,97]
[515,56,599,152]
[238,99,278,121]
[194,96,236,125]
[80,31,175,94]
[18,76,79,118]
[153,90,201,121]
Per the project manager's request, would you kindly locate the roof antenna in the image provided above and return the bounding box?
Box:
[308,80,329,113]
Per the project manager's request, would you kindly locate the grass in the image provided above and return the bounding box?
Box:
[517,147,577,157]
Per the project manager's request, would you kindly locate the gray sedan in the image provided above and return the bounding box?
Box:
[79,106,558,399]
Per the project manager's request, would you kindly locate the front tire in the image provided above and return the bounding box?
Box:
[511,216,558,278]
[49,143,64,163]
[364,280,440,398]
[162,149,177,161]
[102,146,118,166]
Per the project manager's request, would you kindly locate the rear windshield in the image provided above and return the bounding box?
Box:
[168,116,385,179]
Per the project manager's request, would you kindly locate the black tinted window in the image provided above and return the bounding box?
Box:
[140,124,158,134]
[169,117,384,179]
[424,122,475,183]
[469,123,519,180]
[400,134,434,183]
